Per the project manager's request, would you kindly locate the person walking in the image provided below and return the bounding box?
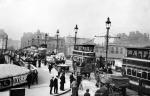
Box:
[49,77,54,94]
[84,89,90,96]
[54,76,58,94]
[48,64,52,73]
[26,72,32,89]
[70,72,75,88]
[60,73,65,91]
[71,79,78,96]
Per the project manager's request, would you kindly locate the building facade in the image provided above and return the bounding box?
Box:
[64,36,95,57]
[95,43,127,59]
[0,29,8,51]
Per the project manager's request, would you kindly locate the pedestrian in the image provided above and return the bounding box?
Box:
[70,72,75,88]
[54,76,58,94]
[71,78,78,96]
[26,72,32,89]
[48,64,52,73]
[60,73,65,91]
[84,89,90,96]
[77,73,82,88]
[49,77,54,94]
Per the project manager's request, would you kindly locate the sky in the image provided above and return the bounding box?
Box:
[0,0,150,43]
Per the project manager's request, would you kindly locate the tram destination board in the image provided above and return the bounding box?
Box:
[73,50,95,57]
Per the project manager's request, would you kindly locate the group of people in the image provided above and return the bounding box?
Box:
[49,72,66,94]
[70,72,85,96]
[26,70,38,89]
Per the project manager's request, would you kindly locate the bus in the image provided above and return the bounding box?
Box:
[72,44,95,76]
[122,47,150,95]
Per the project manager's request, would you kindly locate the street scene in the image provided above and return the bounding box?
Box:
[0,0,150,96]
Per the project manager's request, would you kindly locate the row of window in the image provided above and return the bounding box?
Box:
[125,68,150,80]
[95,47,124,54]
[127,49,150,60]
[123,59,150,68]
[74,46,94,52]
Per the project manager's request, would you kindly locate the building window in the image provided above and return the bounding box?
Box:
[116,47,118,54]
[120,48,123,54]
[111,47,114,54]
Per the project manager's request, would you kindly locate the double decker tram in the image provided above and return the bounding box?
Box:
[122,47,150,95]
[72,44,95,76]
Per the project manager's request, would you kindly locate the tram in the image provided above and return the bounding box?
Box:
[122,47,150,95]
[72,44,95,76]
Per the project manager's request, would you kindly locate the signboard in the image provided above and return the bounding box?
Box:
[73,50,95,57]
[13,74,28,86]
[0,78,12,89]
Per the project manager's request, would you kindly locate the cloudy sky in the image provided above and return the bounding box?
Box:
[0,0,150,41]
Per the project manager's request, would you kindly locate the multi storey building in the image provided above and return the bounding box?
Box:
[95,43,126,59]
[0,29,8,51]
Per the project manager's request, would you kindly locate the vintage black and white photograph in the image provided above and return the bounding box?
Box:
[0,0,150,96]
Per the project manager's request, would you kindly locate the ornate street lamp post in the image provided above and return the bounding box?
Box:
[32,38,34,46]
[56,30,59,53]
[44,33,48,65]
[28,40,30,46]
[45,33,48,47]
[5,35,8,51]
[37,35,40,47]
[105,17,111,67]
[74,24,78,45]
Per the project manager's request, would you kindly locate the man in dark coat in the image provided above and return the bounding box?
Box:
[77,73,82,88]
[26,72,32,89]
[60,73,65,91]
[54,76,58,94]
[70,73,74,88]
[49,77,54,94]
[48,64,52,73]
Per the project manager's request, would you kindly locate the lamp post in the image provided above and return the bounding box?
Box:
[45,33,48,47]
[56,29,59,53]
[32,38,34,46]
[37,35,40,47]
[74,24,78,45]
[105,17,111,67]
[28,40,30,46]
[44,33,48,65]
[5,35,8,51]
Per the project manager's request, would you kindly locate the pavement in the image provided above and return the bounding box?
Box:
[0,63,71,96]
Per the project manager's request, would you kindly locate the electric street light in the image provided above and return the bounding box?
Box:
[44,33,48,65]
[37,35,40,47]
[45,33,48,47]
[105,17,111,67]
[74,24,78,45]
[32,38,34,46]
[28,40,30,46]
[56,29,59,53]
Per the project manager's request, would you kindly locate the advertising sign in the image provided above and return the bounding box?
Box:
[0,78,12,89]
[13,74,28,86]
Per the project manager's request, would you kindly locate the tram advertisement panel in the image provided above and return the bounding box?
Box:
[13,74,28,86]
[0,78,12,89]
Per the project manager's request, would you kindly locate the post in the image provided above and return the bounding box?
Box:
[5,35,8,51]
[74,24,78,45]
[56,30,59,53]
[44,33,47,65]
[105,27,109,67]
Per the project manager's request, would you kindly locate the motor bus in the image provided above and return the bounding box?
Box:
[122,47,150,95]
[72,44,96,76]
